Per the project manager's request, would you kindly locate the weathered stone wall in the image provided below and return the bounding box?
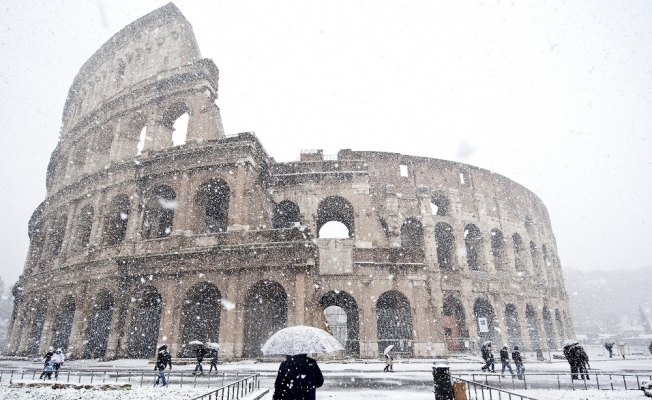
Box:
[4,3,573,360]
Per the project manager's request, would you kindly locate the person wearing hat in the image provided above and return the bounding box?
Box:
[512,346,525,380]
[39,346,54,380]
[51,348,65,379]
[154,344,172,387]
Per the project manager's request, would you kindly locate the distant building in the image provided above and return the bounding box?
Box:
[3,3,573,360]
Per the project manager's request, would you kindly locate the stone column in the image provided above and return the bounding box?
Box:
[156,281,179,356]
[492,299,509,346]
[105,278,132,360]
[143,114,173,152]
[291,271,306,326]
[359,304,378,359]
[516,301,531,351]
[66,288,93,359]
[219,273,241,359]
[186,94,224,143]
[38,298,59,354]
[170,172,195,235]
[227,159,251,231]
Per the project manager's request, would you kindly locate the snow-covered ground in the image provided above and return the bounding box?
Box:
[0,386,210,400]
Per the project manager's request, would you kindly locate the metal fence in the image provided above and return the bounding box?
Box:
[454,376,539,400]
[0,369,248,389]
[191,374,260,400]
[456,372,652,391]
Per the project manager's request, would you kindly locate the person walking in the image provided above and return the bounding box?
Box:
[563,341,581,380]
[512,346,525,380]
[51,348,65,379]
[208,347,219,374]
[383,350,394,372]
[273,354,324,400]
[42,360,54,380]
[618,343,626,359]
[154,344,172,387]
[39,346,54,380]
[480,342,495,373]
[604,342,614,358]
[577,345,590,380]
[193,344,206,375]
[499,346,515,377]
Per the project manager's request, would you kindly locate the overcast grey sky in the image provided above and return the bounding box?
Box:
[0,0,651,286]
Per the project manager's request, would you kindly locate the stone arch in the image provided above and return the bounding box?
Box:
[442,295,468,352]
[555,309,564,342]
[53,295,75,352]
[127,286,162,358]
[272,200,300,229]
[431,191,449,216]
[197,178,230,233]
[400,217,423,248]
[505,304,520,346]
[163,102,190,147]
[376,290,413,354]
[84,289,114,359]
[464,224,483,271]
[317,196,354,238]
[47,214,68,257]
[490,228,506,270]
[526,305,540,350]
[102,194,130,246]
[512,233,525,272]
[73,205,94,250]
[473,298,495,342]
[179,282,222,357]
[142,185,177,239]
[243,280,287,358]
[435,222,455,269]
[319,290,360,356]
[542,306,554,348]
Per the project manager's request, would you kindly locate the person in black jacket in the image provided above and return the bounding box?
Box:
[273,354,324,400]
[512,346,524,380]
[154,344,172,387]
[604,342,614,358]
[563,343,581,380]
[499,346,514,377]
[577,346,590,380]
[193,344,206,376]
[39,347,54,380]
[208,347,219,374]
[480,342,495,372]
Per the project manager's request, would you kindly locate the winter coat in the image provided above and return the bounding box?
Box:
[618,345,626,356]
[500,348,509,362]
[155,349,172,371]
[604,343,613,351]
[577,346,589,364]
[44,360,54,372]
[210,349,219,363]
[42,351,54,364]
[511,349,522,363]
[196,347,206,363]
[481,346,493,361]
[52,352,65,365]
[273,354,324,400]
[385,353,393,366]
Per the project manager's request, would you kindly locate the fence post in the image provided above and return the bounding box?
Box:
[432,359,454,400]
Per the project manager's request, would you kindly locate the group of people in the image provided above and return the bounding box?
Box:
[563,341,590,380]
[153,342,219,387]
[604,342,627,359]
[479,342,525,380]
[39,347,65,380]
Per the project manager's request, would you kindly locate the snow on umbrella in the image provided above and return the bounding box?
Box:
[188,340,204,346]
[206,342,220,350]
[261,325,344,356]
[482,341,492,347]
[562,339,579,348]
[383,345,394,355]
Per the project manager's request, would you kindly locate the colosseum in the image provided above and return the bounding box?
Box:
[4,3,573,360]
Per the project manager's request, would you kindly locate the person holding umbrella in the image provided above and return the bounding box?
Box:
[261,325,342,400]
[383,345,394,373]
[189,341,206,376]
[207,343,220,374]
[480,341,495,373]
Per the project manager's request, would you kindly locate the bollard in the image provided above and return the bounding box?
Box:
[432,359,454,400]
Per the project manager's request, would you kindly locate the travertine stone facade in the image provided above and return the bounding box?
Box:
[4,3,573,360]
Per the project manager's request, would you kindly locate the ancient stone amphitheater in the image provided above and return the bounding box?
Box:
[4,3,573,360]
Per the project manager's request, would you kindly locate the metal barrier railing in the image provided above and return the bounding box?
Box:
[0,369,249,389]
[191,374,260,400]
[454,376,539,400]
[457,372,652,391]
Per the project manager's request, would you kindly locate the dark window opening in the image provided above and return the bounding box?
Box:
[400,218,423,248]
[512,233,525,271]
[198,179,230,233]
[103,195,130,246]
[431,192,450,216]
[443,296,468,353]
[126,286,161,359]
[320,290,360,356]
[376,291,413,355]
[317,196,354,238]
[84,290,114,359]
[243,281,287,358]
[179,283,221,357]
[435,222,455,269]
[491,229,505,270]
[473,299,495,342]
[505,304,520,346]
[142,185,177,239]
[53,295,75,352]
[526,305,540,351]
[464,224,482,271]
[272,200,300,229]
[74,205,94,250]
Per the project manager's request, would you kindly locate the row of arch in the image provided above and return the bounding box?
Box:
[16,281,570,359]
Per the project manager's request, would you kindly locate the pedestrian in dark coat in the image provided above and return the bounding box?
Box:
[39,346,54,380]
[154,344,172,387]
[577,346,590,380]
[193,345,206,375]
[273,354,324,400]
[564,343,581,380]
[512,346,525,380]
[383,351,394,372]
[499,346,514,377]
[604,342,614,358]
[208,348,219,374]
[480,342,495,372]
